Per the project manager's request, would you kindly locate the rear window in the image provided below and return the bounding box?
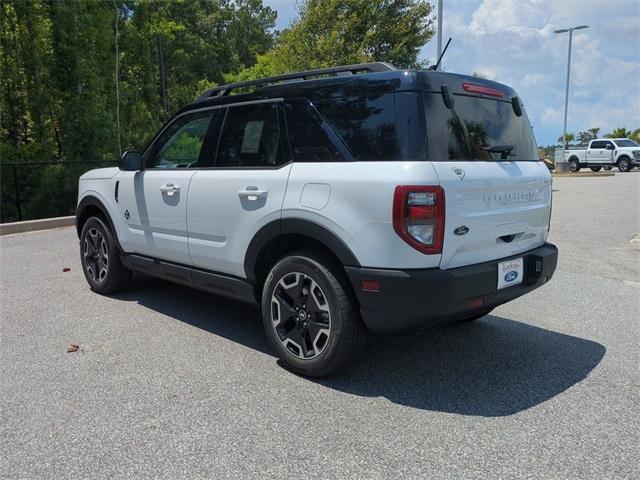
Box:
[423,92,539,161]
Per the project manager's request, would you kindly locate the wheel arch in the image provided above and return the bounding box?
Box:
[76,195,122,251]
[244,218,360,286]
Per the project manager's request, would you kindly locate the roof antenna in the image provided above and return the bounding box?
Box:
[430,37,452,71]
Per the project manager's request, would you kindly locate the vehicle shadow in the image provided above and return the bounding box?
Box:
[113,275,605,417]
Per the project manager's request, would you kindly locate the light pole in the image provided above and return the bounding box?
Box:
[436,0,443,70]
[554,25,588,165]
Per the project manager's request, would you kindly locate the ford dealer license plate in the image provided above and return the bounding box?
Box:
[497,257,523,290]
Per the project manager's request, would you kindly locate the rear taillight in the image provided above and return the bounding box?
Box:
[393,185,445,254]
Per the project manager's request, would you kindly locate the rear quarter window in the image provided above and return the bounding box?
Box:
[311,92,397,161]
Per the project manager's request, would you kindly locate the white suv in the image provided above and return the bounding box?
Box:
[76,63,558,377]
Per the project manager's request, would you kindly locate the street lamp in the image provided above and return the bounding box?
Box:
[554,25,589,163]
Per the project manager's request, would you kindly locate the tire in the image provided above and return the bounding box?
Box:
[80,216,132,294]
[458,308,494,323]
[261,251,366,377]
[590,166,602,172]
[569,159,580,172]
[618,157,631,172]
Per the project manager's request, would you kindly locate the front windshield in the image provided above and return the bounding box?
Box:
[613,139,639,147]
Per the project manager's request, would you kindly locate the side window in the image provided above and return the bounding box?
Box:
[590,141,605,149]
[150,112,214,168]
[312,92,397,161]
[284,99,349,162]
[216,102,285,167]
[603,141,614,149]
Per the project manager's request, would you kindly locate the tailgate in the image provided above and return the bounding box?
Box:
[432,160,552,269]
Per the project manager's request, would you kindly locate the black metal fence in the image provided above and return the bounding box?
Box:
[1,160,114,223]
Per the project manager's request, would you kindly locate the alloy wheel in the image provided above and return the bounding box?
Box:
[83,228,109,282]
[270,272,332,359]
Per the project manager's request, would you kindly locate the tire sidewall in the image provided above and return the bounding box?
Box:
[618,157,630,172]
[261,255,348,374]
[569,160,579,172]
[80,216,118,293]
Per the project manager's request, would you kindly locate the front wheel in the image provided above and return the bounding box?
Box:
[590,166,602,172]
[261,252,366,377]
[618,157,631,172]
[80,216,131,294]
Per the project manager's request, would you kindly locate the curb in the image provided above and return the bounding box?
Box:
[0,216,75,236]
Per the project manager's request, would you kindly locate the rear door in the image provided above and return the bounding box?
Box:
[187,100,292,277]
[422,89,552,269]
[117,110,215,264]
[587,140,607,163]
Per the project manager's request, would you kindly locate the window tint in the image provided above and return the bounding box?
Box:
[216,102,284,167]
[395,92,427,161]
[590,141,606,149]
[285,99,348,162]
[150,112,214,168]
[424,93,538,161]
[603,141,614,148]
[312,92,396,161]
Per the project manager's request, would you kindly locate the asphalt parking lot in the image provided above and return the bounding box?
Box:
[1,172,638,479]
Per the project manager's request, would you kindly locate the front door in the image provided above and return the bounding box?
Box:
[187,100,291,277]
[117,110,216,264]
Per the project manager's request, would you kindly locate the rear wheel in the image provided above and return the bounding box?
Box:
[261,251,366,377]
[590,166,602,172]
[618,157,631,172]
[80,216,131,294]
[569,159,580,172]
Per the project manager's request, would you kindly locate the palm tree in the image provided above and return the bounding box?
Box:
[630,128,640,143]
[605,127,632,139]
[558,133,575,144]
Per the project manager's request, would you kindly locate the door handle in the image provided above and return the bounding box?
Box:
[238,188,268,200]
[160,183,180,196]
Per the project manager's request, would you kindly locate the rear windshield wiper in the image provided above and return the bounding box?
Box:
[482,144,515,160]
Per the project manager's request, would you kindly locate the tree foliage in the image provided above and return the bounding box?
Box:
[226,0,435,83]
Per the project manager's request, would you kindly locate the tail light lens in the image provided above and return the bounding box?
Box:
[393,185,445,254]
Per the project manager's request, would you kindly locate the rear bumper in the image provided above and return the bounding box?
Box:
[345,243,558,334]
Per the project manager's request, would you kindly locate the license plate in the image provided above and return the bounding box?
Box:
[497,257,524,290]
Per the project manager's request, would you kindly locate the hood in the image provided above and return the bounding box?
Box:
[80,167,119,180]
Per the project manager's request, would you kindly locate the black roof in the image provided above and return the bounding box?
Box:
[180,63,518,116]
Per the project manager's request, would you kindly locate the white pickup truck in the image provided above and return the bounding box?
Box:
[559,138,640,172]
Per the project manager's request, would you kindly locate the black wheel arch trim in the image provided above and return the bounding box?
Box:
[76,196,124,252]
[244,218,360,282]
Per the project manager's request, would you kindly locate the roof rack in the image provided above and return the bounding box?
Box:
[195,62,396,102]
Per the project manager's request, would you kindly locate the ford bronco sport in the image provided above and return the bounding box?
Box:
[76,62,558,377]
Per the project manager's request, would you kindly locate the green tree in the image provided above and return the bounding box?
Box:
[557,133,575,144]
[631,128,640,143]
[605,127,632,138]
[227,0,434,82]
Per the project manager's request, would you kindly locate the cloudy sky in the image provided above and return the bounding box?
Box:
[263,0,640,146]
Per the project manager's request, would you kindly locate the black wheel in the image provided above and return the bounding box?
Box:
[569,159,580,172]
[80,216,131,294]
[618,157,631,172]
[458,308,494,323]
[261,251,366,377]
[590,166,602,172]
[603,166,613,171]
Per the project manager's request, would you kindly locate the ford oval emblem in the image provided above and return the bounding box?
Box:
[454,225,469,236]
[504,271,518,282]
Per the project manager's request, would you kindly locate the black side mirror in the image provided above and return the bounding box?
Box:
[119,151,143,171]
